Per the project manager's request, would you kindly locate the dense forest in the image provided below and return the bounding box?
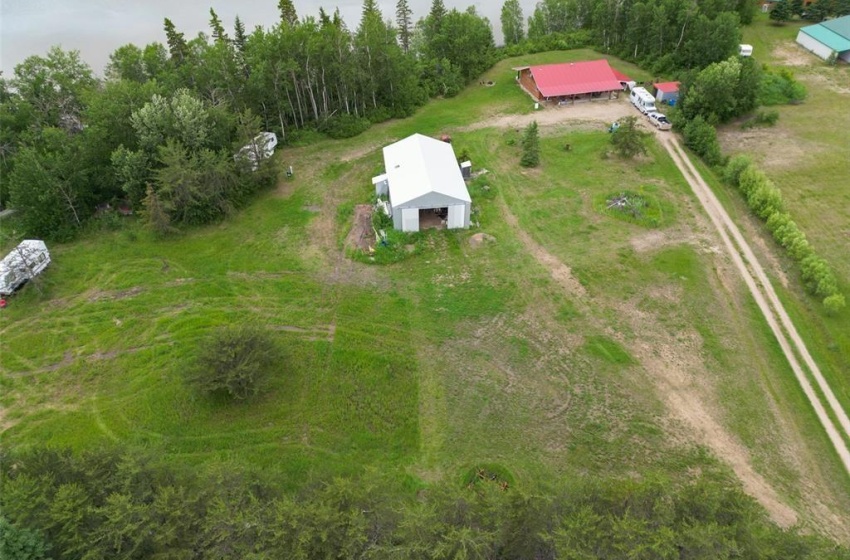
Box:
[2,447,850,559]
[0,0,772,240]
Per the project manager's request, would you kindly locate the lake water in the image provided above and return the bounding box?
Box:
[1,0,539,77]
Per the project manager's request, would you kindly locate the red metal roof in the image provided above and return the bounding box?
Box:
[611,69,632,82]
[529,60,624,97]
[654,81,680,93]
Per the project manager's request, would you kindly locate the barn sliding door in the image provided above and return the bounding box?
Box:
[402,208,419,232]
[447,204,467,229]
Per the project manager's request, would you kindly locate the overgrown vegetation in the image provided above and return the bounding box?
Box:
[2,447,848,559]
[758,68,808,106]
[599,188,671,228]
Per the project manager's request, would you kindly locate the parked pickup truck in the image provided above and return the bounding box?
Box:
[647,111,672,131]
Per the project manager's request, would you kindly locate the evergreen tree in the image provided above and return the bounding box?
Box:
[770,0,792,23]
[278,0,298,26]
[610,116,649,158]
[805,0,833,20]
[501,0,525,45]
[429,0,447,35]
[396,0,413,53]
[209,8,229,44]
[520,120,540,167]
[163,18,188,65]
[790,0,805,17]
[234,16,247,53]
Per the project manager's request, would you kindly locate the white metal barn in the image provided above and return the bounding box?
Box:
[373,134,471,233]
[0,239,51,295]
[796,16,850,62]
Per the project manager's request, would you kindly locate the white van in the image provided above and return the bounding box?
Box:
[629,87,657,114]
[0,240,51,295]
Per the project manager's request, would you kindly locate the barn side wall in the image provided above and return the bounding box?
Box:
[796,30,834,60]
[518,69,543,100]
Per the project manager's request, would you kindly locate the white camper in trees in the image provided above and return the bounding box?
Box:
[0,240,51,295]
[236,132,278,171]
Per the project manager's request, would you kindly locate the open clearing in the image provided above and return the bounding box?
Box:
[2,49,849,541]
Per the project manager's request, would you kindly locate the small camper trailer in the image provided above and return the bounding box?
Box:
[0,240,51,295]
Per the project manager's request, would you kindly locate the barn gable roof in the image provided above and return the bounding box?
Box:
[528,60,624,97]
[800,16,850,52]
[654,81,680,93]
[820,15,850,41]
[383,134,471,208]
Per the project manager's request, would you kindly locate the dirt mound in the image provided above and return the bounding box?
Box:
[469,233,496,248]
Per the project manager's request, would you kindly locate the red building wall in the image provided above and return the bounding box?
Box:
[518,69,543,100]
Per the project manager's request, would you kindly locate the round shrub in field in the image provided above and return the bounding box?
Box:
[723,155,752,187]
[823,293,846,315]
[188,326,280,400]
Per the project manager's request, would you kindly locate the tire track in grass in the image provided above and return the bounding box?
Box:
[499,190,799,526]
[659,133,850,476]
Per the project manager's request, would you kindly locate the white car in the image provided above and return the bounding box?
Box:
[647,111,672,130]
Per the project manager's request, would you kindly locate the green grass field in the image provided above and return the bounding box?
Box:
[2,50,849,536]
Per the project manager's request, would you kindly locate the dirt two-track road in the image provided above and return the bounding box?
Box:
[461,98,850,530]
[656,134,850,474]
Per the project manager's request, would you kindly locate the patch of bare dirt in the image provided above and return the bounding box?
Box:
[500,203,587,299]
[344,204,374,253]
[339,143,385,163]
[773,43,818,66]
[457,98,637,133]
[469,232,496,248]
[804,69,850,95]
[87,286,144,303]
[271,324,336,342]
[226,270,300,280]
[717,127,822,171]
[616,298,799,528]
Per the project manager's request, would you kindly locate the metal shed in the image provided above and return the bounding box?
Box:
[373,134,471,232]
[654,82,680,104]
[796,16,850,62]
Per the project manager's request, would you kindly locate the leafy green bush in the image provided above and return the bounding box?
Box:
[742,109,780,129]
[318,114,371,139]
[801,254,839,298]
[683,116,723,166]
[187,325,280,401]
[758,68,807,106]
[824,293,846,314]
[730,163,844,309]
[746,178,783,219]
[366,106,392,124]
[723,155,753,187]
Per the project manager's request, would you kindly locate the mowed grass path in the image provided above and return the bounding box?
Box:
[2,51,849,532]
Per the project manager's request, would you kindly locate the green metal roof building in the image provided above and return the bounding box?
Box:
[796,15,850,62]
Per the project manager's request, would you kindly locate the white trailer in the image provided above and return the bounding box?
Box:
[0,240,51,295]
[629,87,657,114]
[235,132,278,170]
